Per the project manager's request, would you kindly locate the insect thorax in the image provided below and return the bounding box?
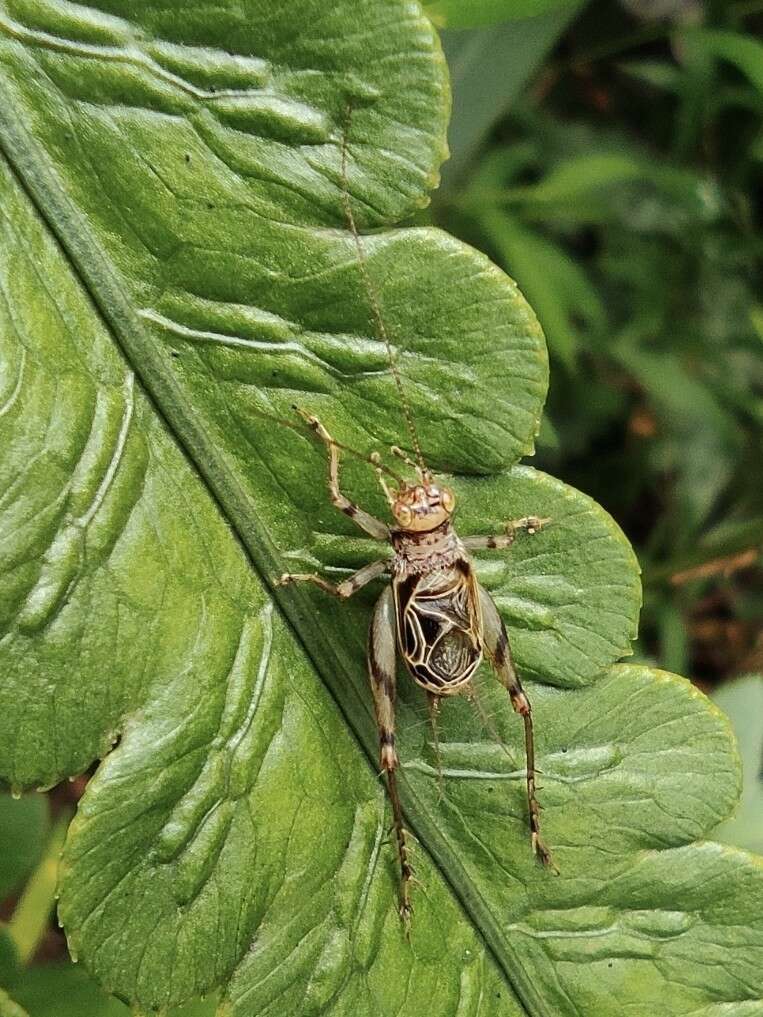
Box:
[391,521,466,575]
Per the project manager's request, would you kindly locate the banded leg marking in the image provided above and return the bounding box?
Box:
[369,587,415,928]
[296,409,390,540]
[279,558,388,598]
[478,585,556,871]
[463,515,551,551]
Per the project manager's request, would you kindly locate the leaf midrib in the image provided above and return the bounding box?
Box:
[0,98,551,1017]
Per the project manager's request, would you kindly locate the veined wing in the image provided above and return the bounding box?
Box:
[394,562,482,694]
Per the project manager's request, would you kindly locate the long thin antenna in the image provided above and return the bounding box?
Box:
[340,106,428,477]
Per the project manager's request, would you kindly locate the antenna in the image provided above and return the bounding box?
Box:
[340,106,429,478]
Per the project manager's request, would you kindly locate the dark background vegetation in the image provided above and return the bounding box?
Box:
[432,0,763,690]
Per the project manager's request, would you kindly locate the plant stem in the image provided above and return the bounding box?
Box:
[7,812,69,965]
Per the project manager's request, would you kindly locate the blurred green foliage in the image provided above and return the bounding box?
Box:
[424,0,580,28]
[713,674,763,853]
[434,0,763,682]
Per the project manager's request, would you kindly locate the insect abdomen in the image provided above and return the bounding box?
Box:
[395,566,482,695]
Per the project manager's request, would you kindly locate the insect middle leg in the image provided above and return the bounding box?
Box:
[279,558,388,597]
[462,516,551,551]
[478,586,556,870]
[368,587,415,927]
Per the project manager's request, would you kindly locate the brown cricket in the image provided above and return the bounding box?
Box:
[278,115,555,926]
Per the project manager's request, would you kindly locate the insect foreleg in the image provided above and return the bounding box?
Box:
[369,587,415,929]
[279,558,388,598]
[297,410,390,540]
[462,515,551,551]
[478,586,556,871]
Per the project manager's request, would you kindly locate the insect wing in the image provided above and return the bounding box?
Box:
[393,562,483,695]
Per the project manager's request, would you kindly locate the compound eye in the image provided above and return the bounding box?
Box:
[395,504,413,527]
[441,487,456,512]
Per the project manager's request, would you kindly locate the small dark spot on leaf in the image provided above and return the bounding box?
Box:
[487,786,494,793]
[184,153,191,163]
[562,747,567,753]
[207,202,214,210]
[170,350,180,359]
[608,962,613,968]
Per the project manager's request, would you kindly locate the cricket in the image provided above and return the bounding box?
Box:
[278,113,555,927]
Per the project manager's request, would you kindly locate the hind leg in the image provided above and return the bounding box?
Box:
[368,587,416,928]
[478,586,556,870]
